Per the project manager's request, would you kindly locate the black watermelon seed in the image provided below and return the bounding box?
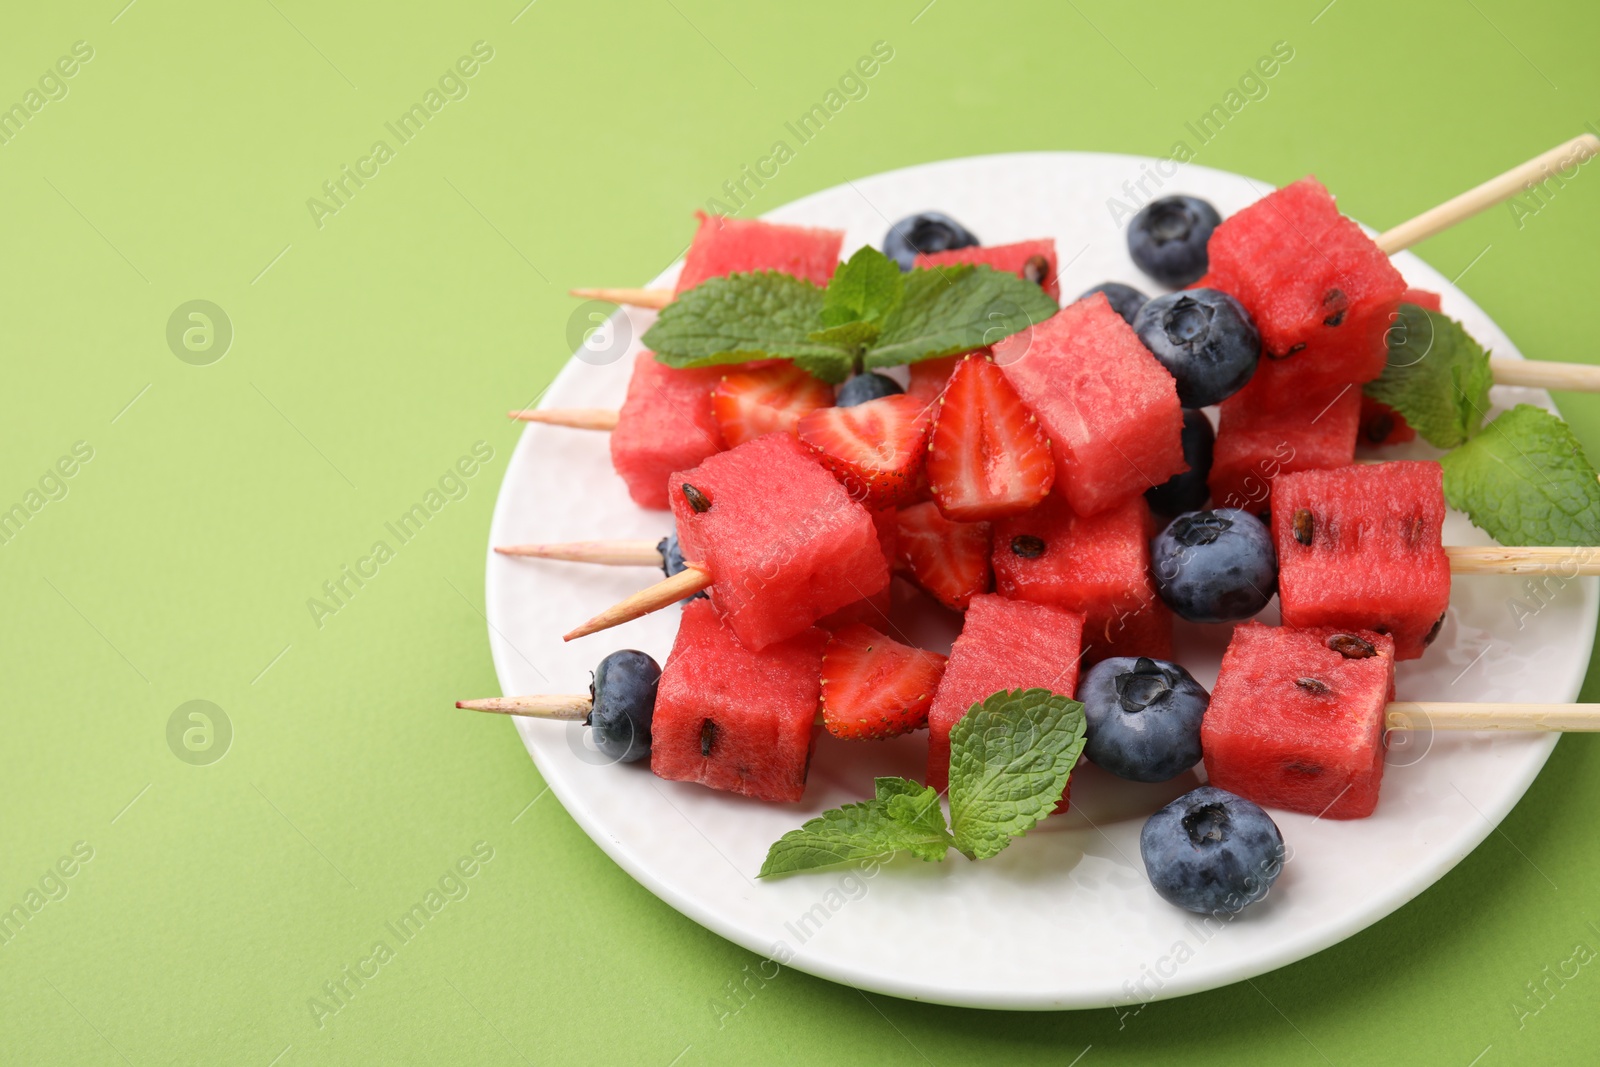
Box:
[682,483,712,513]
[1292,508,1314,547]
[1022,254,1050,287]
[700,718,717,757]
[1424,611,1446,646]
[1326,633,1378,659]
[1010,534,1046,558]
[1295,677,1331,695]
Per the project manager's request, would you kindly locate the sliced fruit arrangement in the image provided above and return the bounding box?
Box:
[475,134,1600,909]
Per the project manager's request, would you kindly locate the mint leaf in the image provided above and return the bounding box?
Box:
[1440,404,1600,546]
[821,246,903,329]
[758,777,953,878]
[866,265,1059,369]
[808,320,881,351]
[643,271,855,383]
[875,778,954,862]
[947,689,1087,861]
[1363,305,1493,448]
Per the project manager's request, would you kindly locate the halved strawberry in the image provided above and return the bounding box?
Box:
[797,394,932,508]
[895,501,992,610]
[820,622,947,740]
[711,364,833,447]
[925,354,1055,520]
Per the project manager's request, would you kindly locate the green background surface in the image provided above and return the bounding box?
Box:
[3,0,1599,1063]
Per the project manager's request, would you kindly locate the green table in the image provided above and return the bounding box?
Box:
[5,1,1598,1062]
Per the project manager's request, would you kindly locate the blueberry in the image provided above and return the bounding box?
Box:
[588,650,660,763]
[656,531,709,603]
[1151,508,1276,623]
[1078,282,1149,325]
[1140,786,1285,914]
[835,372,904,407]
[1127,196,1221,288]
[883,212,979,272]
[1146,409,1214,517]
[1133,289,1260,407]
[1079,657,1209,782]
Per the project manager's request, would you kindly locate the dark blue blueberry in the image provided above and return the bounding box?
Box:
[1140,786,1285,914]
[835,372,904,407]
[1146,409,1214,517]
[588,650,660,763]
[1078,281,1149,325]
[1127,196,1221,288]
[883,212,980,272]
[657,531,709,603]
[1133,289,1260,407]
[1151,508,1276,623]
[1080,657,1209,782]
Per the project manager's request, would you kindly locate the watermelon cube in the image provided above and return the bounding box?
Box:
[651,599,826,802]
[995,292,1187,516]
[609,351,725,510]
[1271,461,1451,660]
[669,433,889,650]
[1200,177,1405,405]
[915,238,1061,301]
[1209,379,1360,517]
[1202,622,1396,819]
[675,212,843,294]
[926,594,1085,793]
[820,507,898,629]
[992,492,1172,663]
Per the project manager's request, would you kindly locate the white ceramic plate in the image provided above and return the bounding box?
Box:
[483,153,1597,1010]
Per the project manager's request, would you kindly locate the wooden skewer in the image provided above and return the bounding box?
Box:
[457,695,1600,733]
[455,694,591,719]
[1445,546,1600,575]
[563,565,712,641]
[1375,133,1600,254]
[508,407,619,430]
[496,539,662,565]
[1486,357,1600,393]
[569,286,673,310]
[558,545,1600,642]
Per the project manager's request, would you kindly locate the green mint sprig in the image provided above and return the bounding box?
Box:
[757,689,1085,878]
[1364,304,1493,449]
[1440,404,1600,547]
[644,246,1058,385]
[1365,305,1600,546]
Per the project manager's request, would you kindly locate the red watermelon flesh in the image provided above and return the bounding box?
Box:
[1200,177,1405,406]
[1271,461,1451,660]
[1359,396,1416,446]
[819,507,898,629]
[609,350,726,510]
[907,354,964,404]
[1209,378,1360,517]
[651,599,826,802]
[1202,622,1395,819]
[670,433,889,651]
[675,212,844,293]
[915,238,1061,301]
[992,492,1172,664]
[1402,287,1443,312]
[926,594,1084,794]
[995,292,1187,517]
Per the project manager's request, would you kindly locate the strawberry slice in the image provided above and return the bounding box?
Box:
[925,354,1055,520]
[797,394,933,508]
[711,364,834,447]
[820,622,947,740]
[895,501,992,610]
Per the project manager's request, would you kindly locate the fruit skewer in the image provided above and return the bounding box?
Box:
[562,535,1600,643]
[459,694,1600,733]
